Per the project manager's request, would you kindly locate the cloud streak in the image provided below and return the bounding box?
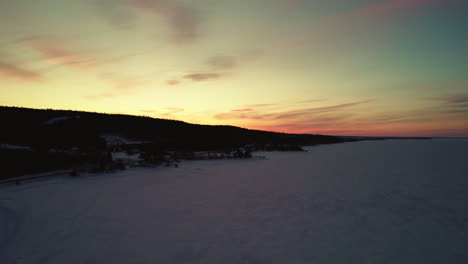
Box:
[0,62,42,81]
[434,94,468,104]
[231,108,253,112]
[28,43,98,69]
[184,73,221,82]
[166,72,224,85]
[211,100,462,136]
[166,80,180,86]
[214,101,370,121]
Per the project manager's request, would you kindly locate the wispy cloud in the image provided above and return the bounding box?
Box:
[162,55,239,86]
[28,43,97,69]
[166,71,224,85]
[210,100,444,136]
[166,80,180,86]
[275,101,370,120]
[3,36,146,74]
[0,62,42,81]
[184,73,221,82]
[428,93,468,104]
[422,93,468,119]
[214,101,370,121]
[97,0,200,43]
[231,108,253,112]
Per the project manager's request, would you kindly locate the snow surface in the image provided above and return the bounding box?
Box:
[0,139,467,263]
[44,116,79,125]
[100,135,151,146]
[111,151,141,164]
[0,144,32,151]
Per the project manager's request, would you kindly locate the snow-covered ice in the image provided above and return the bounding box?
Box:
[100,135,151,146]
[44,116,80,125]
[1,139,467,263]
[0,144,32,151]
[111,151,141,163]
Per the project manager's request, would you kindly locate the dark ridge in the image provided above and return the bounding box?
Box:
[0,106,355,180]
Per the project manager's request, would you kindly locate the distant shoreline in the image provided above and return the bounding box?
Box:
[1,106,355,180]
[0,137,444,186]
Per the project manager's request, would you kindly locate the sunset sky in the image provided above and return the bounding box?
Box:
[1,0,467,137]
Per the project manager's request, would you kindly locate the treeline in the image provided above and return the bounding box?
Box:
[0,106,355,179]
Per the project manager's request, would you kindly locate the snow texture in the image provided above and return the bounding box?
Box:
[111,151,139,161]
[100,135,151,146]
[0,144,32,151]
[0,139,467,263]
[44,116,79,125]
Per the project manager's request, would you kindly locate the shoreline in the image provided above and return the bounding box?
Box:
[0,137,434,186]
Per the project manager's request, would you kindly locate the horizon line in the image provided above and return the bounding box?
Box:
[2,104,466,139]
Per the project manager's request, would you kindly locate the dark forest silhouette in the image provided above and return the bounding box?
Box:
[1,106,355,179]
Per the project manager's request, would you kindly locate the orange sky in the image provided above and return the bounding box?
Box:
[1,0,467,137]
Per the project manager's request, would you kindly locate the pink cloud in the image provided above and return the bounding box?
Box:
[214,101,369,121]
[167,80,180,86]
[28,43,97,69]
[0,62,42,81]
[231,108,253,112]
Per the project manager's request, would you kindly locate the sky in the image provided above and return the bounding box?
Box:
[1,0,467,137]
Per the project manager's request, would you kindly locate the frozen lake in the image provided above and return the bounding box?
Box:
[1,139,467,263]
